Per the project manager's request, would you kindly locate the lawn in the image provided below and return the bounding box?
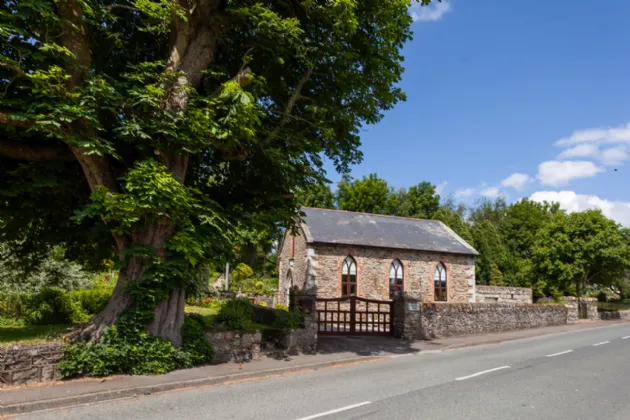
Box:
[185,305,272,331]
[0,323,73,345]
[185,305,219,325]
[0,305,264,345]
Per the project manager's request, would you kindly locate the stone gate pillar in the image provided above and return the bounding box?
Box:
[392,294,423,340]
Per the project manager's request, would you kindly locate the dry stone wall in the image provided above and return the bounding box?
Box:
[0,343,63,387]
[599,311,630,320]
[419,303,568,339]
[475,286,532,304]
[205,331,262,363]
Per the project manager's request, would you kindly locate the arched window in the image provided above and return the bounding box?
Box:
[341,256,357,296]
[389,259,404,298]
[434,262,447,301]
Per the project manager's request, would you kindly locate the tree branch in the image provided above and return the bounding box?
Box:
[264,65,314,145]
[0,139,74,161]
[0,62,27,78]
[103,4,139,12]
[0,111,31,128]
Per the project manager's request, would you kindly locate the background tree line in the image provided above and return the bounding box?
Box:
[298,174,630,300]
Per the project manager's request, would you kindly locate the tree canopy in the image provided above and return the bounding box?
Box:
[1,0,430,345]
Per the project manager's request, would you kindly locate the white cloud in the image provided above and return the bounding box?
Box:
[557,143,599,160]
[500,173,532,191]
[555,122,630,147]
[530,191,630,227]
[480,186,501,198]
[454,183,504,200]
[435,181,448,195]
[537,160,604,187]
[557,143,627,166]
[454,187,475,198]
[410,1,452,22]
[600,145,628,166]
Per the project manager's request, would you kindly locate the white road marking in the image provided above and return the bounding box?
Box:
[546,350,573,357]
[295,402,372,420]
[592,341,610,347]
[622,336,630,340]
[455,366,511,381]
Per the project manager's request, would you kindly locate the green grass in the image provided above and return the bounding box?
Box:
[185,305,272,331]
[185,305,219,325]
[0,323,73,345]
[0,305,267,345]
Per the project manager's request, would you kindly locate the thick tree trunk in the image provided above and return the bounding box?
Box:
[76,222,186,346]
[147,288,186,346]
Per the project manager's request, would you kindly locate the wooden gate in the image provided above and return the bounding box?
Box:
[316,296,393,336]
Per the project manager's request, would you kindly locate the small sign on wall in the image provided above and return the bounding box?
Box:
[407,302,420,311]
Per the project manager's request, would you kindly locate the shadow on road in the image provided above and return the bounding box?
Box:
[315,336,438,357]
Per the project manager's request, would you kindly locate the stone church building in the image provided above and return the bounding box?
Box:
[278,207,478,305]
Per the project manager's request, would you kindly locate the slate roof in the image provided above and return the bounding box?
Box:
[300,208,478,256]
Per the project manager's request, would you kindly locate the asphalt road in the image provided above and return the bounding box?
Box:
[18,323,630,420]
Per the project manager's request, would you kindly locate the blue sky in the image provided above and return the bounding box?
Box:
[324,0,630,226]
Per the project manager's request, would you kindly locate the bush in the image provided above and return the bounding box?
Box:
[231,263,254,283]
[273,309,304,329]
[0,293,29,319]
[25,287,82,325]
[58,316,215,378]
[69,287,113,315]
[181,314,214,365]
[216,299,254,330]
[58,327,186,377]
[275,304,289,312]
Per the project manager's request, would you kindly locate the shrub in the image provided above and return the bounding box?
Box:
[69,287,113,315]
[273,309,304,329]
[253,281,266,295]
[181,314,214,365]
[231,263,254,283]
[216,299,253,330]
[0,293,29,319]
[25,287,82,325]
[58,327,185,377]
[58,317,214,378]
[275,304,289,312]
[258,301,268,307]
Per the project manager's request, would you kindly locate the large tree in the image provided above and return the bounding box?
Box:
[531,210,630,297]
[336,173,392,214]
[1,0,431,344]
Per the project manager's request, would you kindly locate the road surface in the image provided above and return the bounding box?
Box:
[17,323,630,420]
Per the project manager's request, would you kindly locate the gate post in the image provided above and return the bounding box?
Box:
[392,294,423,340]
[349,296,357,333]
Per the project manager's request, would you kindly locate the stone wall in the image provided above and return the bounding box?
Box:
[581,297,598,321]
[392,295,423,340]
[310,244,475,303]
[475,286,532,304]
[420,303,568,339]
[599,311,630,320]
[0,343,63,387]
[565,299,579,324]
[204,331,262,363]
[393,299,570,340]
[262,327,317,356]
